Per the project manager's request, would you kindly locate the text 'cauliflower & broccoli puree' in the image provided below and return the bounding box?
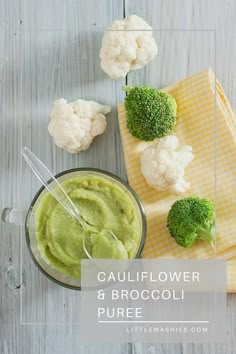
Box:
[35,174,141,279]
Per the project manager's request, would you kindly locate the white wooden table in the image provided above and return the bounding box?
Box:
[0,1,235,353]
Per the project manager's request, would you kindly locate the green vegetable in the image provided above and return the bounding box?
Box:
[167,196,215,248]
[123,85,177,141]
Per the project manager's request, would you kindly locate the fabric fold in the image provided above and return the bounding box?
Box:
[117,68,236,292]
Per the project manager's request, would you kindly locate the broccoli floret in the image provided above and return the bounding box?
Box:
[167,197,215,248]
[123,85,177,141]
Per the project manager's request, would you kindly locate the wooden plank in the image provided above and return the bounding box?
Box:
[0,0,130,353]
[124,0,236,353]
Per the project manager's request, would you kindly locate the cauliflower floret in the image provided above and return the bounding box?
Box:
[100,15,158,79]
[48,98,111,153]
[140,136,194,194]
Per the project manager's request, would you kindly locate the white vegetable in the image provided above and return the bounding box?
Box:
[48,98,111,153]
[140,136,194,194]
[100,15,158,79]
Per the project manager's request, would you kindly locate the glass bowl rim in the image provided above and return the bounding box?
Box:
[25,167,147,290]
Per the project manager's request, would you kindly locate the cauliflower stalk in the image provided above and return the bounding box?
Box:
[48,98,111,153]
[100,15,158,79]
[140,136,194,194]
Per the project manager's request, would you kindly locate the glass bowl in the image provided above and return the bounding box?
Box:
[25,168,147,290]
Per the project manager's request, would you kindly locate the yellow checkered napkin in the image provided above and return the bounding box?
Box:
[117,69,236,292]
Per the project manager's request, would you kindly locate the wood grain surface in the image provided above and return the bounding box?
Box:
[0,0,235,353]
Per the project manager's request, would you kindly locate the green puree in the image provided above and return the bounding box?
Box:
[35,175,140,279]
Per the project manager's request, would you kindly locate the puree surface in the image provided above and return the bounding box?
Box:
[35,175,140,279]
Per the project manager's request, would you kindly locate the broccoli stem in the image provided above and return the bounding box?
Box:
[198,223,215,248]
[122,86,133,93]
